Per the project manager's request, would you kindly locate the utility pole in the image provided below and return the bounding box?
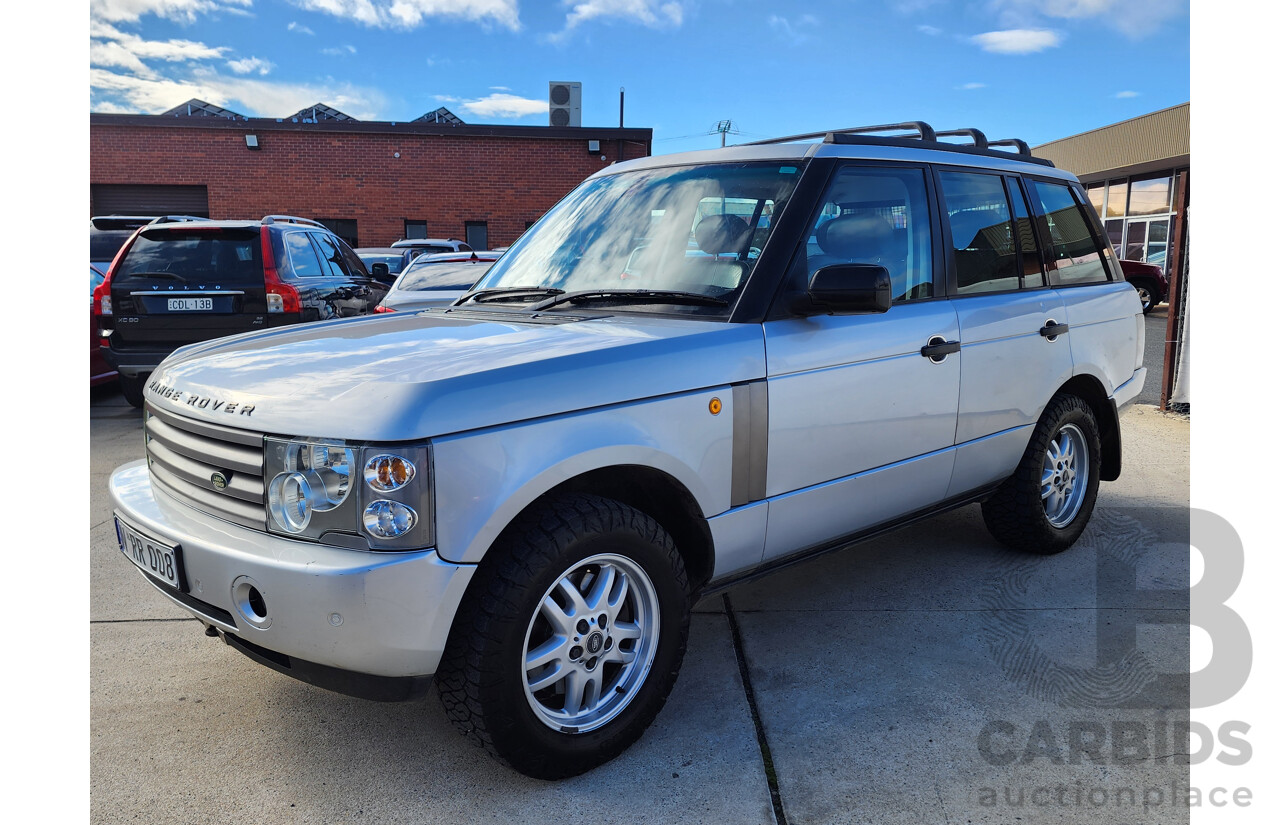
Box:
[715,119,738,147]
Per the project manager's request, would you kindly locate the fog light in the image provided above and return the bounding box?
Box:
[363,500,417,539]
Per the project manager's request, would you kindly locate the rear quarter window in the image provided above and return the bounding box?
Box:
[1029,180,1110,287]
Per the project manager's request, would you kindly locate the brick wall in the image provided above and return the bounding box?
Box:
[89,124,651,248]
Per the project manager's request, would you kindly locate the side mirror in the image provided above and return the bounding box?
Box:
[370,262,390,280]
[807,264,892,314]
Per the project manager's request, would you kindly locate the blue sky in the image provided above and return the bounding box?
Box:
[90,0,1189,154]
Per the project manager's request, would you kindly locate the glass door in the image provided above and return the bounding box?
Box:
[1122,217,1171,270]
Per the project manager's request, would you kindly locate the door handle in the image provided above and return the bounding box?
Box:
[920,339,961,359]
[1040,322,1070,338]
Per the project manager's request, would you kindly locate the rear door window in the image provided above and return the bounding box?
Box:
[1028,180,1111,286]
[284,232,325,278]
[311,233,349,279]
[938,171,1019,295]
[115,229,263,285]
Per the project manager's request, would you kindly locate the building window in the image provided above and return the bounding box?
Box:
[1104,180,1128,218]
[465,221,489,251]
[404,220,427,239]
[318,218,358,248]
[1127,174,1173,216]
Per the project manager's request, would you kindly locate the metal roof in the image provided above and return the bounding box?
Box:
[1033,103,1189,181]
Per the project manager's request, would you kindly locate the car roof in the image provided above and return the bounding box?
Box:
[414,251,501,263]
[355,248,407,254]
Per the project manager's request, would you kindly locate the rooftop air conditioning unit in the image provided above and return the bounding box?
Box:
[549,81,582,127]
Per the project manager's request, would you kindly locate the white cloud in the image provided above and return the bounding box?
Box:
[769,13,818,45]
[288,21,315,34]
[227,56,274,74]
[917,24,942,35]
[489,85,511,91]
[290,0,521,30]
[987,0,1183,39]
[90,21,229,76]
[971,28,1062,54]
[90,0,252,24]
[457,92,545,119]
[90,66,390,119]
[547,0,684,42]
[1114,90,1140,98]
[959,82,986,90]
[321,44,358,55]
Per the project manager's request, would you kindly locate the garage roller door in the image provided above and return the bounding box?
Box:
[91,184,209,217]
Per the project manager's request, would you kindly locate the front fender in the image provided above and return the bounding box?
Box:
[431,388,736,564]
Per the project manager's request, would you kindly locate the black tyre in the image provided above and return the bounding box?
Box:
[981,394,1101,555]
[437,493,691,779]
[119,373,149,409]
[1131,279,1158,314]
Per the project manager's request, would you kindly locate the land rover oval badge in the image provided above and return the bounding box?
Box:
[210,472,228,490]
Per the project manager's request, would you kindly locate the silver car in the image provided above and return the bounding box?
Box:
[377,252,501,312]
[109,122,1145,779]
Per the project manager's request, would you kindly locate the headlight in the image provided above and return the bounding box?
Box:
[265,437,432,550]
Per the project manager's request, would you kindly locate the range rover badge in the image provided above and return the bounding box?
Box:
[211,472,228,490]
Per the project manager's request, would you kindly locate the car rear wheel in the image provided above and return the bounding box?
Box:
[981,393,1101,554]
[436,493,691,779]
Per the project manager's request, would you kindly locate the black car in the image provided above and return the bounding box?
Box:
[96,215,388,408]
[91,215,165,267]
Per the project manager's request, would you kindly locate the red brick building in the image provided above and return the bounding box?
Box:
[89,102,653,250]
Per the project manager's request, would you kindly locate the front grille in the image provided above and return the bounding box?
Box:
[144,403,266,530]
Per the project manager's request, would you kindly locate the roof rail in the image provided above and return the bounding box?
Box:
[261,215,326,228]
[147,215,210,225]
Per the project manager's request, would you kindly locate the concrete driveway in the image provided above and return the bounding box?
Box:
[91,390,1189,825]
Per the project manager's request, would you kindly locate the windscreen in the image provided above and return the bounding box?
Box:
[471,161,804,315]
[90,230,135,262]
[397,260,495,292]
[114,229,263,285]
[360,254,408,274]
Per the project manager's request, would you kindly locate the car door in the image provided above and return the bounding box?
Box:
[1027,177,1142,398]
[761,163,960,563]
[938,170,1074,499]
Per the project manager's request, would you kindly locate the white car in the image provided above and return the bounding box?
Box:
[110,122,1144,779]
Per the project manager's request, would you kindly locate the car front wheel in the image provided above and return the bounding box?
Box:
[1131,280,1158,314]
[437,494,691,778]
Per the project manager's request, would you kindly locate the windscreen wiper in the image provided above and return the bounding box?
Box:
[529,289,730,311]
[460,286,565,304]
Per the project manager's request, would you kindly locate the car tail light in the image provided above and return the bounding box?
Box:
[373,305,395,313]
[261,226,300,314]
[94,228,141,320]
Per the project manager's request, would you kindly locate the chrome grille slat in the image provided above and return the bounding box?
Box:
[146,402,263,447]
[145,415,262,475]
[151,469,267,529]
[146,439,264,504]
[144,403,266,529]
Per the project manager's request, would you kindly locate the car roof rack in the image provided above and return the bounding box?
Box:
[261,215,326,228]
[746,121,1053,167]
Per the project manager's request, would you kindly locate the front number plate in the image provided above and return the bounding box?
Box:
[116,518,184,591]
[167,297,213,312]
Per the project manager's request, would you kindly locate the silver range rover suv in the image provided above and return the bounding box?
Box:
[109,122,1146,778]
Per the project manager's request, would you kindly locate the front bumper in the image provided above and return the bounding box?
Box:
[109,459,476,695]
